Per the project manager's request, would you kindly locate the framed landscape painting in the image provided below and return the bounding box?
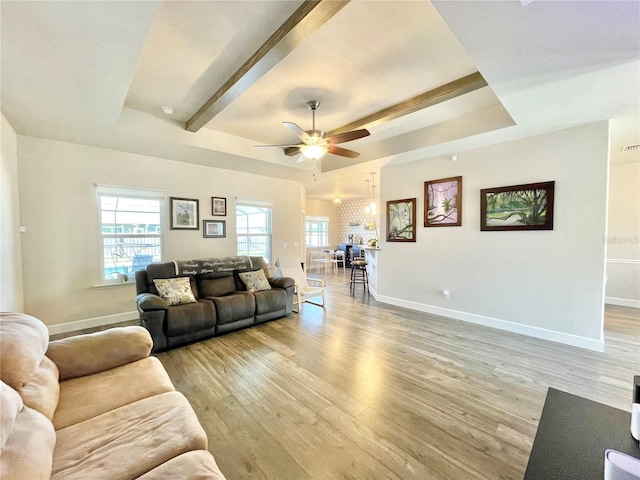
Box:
[424,176,462,227]
[386,198,416,242]
[170,197,199,230]
[480,181,554,231]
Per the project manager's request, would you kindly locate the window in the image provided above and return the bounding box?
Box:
[97,185,164,282]
[306,217,329,247]
[236,201,272,262]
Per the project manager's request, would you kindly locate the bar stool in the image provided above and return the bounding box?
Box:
[350,258,369,296]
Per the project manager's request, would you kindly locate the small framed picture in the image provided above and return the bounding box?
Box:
[212,197,227,216]
[203,220,226,238]
[170,197,199,230]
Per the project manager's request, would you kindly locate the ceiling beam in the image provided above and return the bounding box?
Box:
[330,71,488,136]
[284,71,487,156]
[185,0,350,132]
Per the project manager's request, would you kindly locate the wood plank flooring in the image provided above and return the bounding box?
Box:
[152,275,639,480]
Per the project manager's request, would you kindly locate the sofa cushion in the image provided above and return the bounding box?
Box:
[47,326,153,380]
[137,451,226,480]
[52,391,208,480]
[254,288,287,314]
[18,355,60,421]
[53,356,175,430]
[165,299,216,337]
[198,275,236,297]
[1,405,56,480]
[0,313,49,390]
[207,292,255,325]
[153,277,198,305]
[1,381,23,450]
[238,268,272,292]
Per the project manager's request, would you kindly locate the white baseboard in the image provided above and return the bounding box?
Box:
[47,311,138,335]
[375,295,605,352]
[605,296,640,308]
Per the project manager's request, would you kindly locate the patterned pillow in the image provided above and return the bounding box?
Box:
[238,269,272,292]
[153,277,197,305]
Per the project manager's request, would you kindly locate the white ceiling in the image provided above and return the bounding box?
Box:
[1,1,638,201]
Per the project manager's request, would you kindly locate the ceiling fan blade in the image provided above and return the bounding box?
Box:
[254,143,303,148]
[328,145,360,158]
[284,146,301,157]
[327,129,370,145]
[283,122,312,142]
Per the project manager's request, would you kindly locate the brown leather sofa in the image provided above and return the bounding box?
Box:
[135,256,294,352]
[0,312,225,479]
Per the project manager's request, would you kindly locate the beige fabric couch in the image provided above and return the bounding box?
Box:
[0,312,226,480]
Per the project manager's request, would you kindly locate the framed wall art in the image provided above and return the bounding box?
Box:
[480,181,555,231]
[386,198,417,242]
[170,197,199,230]
[424,176,462,227]
[212,197,227,216]
[203,220,226,238]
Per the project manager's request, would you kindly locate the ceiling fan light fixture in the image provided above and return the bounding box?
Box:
[300,143,328,160]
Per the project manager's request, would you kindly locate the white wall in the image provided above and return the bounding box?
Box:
[606,162,640,307]
[0,113,25,312]
[17,136,304,327]
[377,122,610,350]
[305,198,341,246]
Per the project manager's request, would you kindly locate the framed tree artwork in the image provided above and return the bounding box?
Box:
[386,198,417,242]
[170,197,199,230]
[480,181,555,231]
[424,176,462,227]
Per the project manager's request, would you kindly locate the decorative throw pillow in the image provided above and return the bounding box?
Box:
[238,269,272,292]
[153,277,197,305]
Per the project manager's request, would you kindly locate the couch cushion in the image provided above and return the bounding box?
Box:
[254,288,287,314]
[47,326,153,380]
[18,355,60,421]
[1,381,23,450]
[207,292,255,325]
[1,404,56,480]
[153,277,198,305]
[0,313,49,390]
[137,450,226,480]
[198,275,236,297]
[238,268,272,292]
[165,299,216,337]
[52,391,208,480]
[53,356,175,430]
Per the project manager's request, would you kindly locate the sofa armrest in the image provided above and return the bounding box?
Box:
[136,293,168,311]
[46,326,153,380]
[269,276,295,289]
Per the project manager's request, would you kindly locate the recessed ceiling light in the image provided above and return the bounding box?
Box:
[161,106,174,115]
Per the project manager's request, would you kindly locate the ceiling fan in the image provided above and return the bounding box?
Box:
[255,100,370,162]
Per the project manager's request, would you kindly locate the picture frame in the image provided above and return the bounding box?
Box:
[480,181,555,231]
[203,219,226,238]
[424,176,462,227]
[211,197,227,216]
[170,197,199,230]
[386,198,417,242]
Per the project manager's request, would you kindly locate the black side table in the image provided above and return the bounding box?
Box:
[524,388,639,479]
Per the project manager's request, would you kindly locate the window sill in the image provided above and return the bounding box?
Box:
[94,281,135,289]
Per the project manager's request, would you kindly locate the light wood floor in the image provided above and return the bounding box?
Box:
[150,274,639,480]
